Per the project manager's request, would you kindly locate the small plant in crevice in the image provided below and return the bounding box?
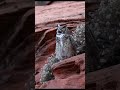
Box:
[40,54,59,83]
[70,23,85,55]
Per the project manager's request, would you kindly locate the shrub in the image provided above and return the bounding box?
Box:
[86,0,120,69]
[70,24,85,54]
[40,54,59,83]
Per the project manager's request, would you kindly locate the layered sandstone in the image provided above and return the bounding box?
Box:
[35,1,85,89]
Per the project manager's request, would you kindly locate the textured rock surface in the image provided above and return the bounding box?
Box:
[40,74,85,89]
[39,54,85,89]
[35,1,85,25]
[52,54,85,79]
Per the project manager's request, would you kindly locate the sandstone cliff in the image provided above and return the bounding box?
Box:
[35,1,85,89]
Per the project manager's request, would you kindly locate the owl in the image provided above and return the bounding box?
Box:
[55,24,75,60]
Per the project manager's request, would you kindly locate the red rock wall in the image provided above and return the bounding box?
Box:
[35,1,85,89]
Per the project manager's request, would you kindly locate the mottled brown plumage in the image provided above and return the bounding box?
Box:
[55,24,75,60]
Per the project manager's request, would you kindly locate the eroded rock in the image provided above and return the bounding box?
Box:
[52,53,85,79]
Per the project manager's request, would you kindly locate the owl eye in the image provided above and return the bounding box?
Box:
[58,30,62,33]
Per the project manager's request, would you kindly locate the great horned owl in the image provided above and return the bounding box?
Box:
[55,24,75,60]
[56,24,70,35]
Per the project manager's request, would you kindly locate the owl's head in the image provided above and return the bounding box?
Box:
[56,24,69,35]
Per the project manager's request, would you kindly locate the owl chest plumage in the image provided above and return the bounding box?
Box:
[55,33,75,60]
